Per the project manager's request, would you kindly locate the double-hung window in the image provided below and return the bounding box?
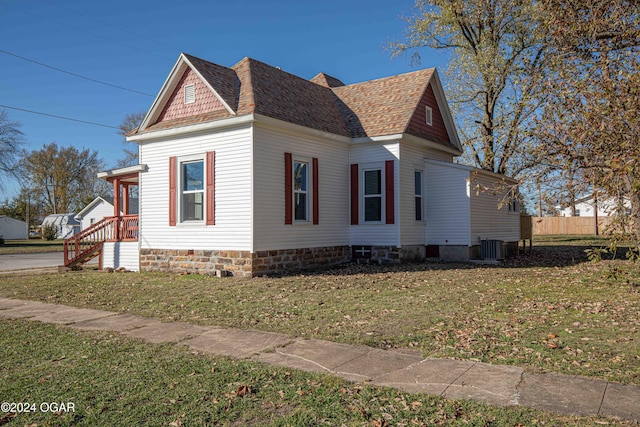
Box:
[285,153,318,225]
[363,168,382,222]
[293,160,308,221]
[415,170,423,221]
[181,160,204,222]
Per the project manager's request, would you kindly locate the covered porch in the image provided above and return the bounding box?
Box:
[98,164,144,241]
[62,165,145,270]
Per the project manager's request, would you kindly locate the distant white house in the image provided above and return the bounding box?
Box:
[75,197,115,231]
[0,215,28,240]
[75,196,139,231]
[559,195,631,217]
[41,214,80,239]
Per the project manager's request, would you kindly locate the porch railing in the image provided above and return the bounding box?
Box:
[63,215,138,268]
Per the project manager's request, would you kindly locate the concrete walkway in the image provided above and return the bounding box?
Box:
[1,297,638,422]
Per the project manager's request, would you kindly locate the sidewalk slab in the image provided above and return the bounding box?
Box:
[31,307,115,325]
[0,300,69,319]
[0,298,31,310]
[123,321,207,343]
[69,313,159,332]
[268,339,373,373]
[254,350,330,374]
[517,372,607,417]
[184,329,292,358]
[443,362,523,407]
[333,348,424,382]
[373,358,476,394]
[599,382,640,421]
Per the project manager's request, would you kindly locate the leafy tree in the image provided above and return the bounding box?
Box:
[0,187,47,228]
[116,111,145,168]
[533,0,640,243]
[391,0,546,175]
[0,109,25,186]
[19,143,106,215]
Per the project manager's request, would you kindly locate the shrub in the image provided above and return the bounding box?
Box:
[41,223,57,241]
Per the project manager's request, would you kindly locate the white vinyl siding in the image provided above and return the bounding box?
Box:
[252,124,349,251]
[469,172,520,243]
[349,143,399,246]
[399,142,449,246]
[102,241,139,271]
[138,124,253,251]
[424,160,471,246]
[78,201,115,231]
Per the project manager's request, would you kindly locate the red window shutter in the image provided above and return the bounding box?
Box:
[169,156,177,226]
[312,157,319,225]
[206,151,215,225]
[284,152,292,224]
[385,160,395,224]
[350,163,358,225]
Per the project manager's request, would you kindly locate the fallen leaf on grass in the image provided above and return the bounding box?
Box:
[236,384,252,397]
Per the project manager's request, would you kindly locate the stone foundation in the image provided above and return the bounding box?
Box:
[399,245,426,262]
[140,246,351,278]
[140,242,521,277]
[352,245,425,265]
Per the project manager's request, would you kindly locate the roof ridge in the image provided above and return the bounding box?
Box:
[337,67,435,90]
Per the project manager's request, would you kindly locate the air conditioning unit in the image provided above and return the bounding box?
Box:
[481,239,503,260]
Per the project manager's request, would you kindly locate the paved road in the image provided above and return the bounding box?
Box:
[0,252,63,271]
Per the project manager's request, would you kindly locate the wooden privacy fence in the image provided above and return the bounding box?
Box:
[532,217,613,235]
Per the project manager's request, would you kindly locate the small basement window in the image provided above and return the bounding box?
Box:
[425,106,433,126]
[184,84,196,104]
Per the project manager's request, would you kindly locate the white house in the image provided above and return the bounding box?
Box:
[75,196,139,231]
[559,194,631,217]
[42,214,80,239]
[64,53,521,275]
[75,197,115,231]
[0,215,28,240]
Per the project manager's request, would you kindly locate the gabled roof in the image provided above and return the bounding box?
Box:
[75,196,113,220]
[42,213,79,226]
[332,68,434,138]
[134,53,462,153]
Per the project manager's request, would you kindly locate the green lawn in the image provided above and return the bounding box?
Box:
[1,319,631,426]
[1,236,639,386]
[0,239,64,255]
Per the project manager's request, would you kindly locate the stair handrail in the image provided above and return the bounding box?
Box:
[63,216,116,266]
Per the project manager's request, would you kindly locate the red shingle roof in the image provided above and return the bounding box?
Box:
[138,53,458,152]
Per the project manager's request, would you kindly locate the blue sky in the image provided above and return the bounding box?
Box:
[0,0,450,199]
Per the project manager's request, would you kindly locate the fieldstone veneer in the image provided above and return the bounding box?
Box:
[140,246,351,278]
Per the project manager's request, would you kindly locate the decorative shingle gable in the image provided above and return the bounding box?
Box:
[156,68,226,123]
